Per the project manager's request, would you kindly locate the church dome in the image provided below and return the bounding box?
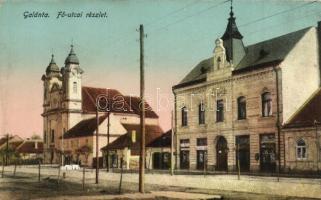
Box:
[46,54,60,75]
[65,45,79,65]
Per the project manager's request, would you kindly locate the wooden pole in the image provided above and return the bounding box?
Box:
[5,134,9,166]
[107,112,110,172]
[118,158,123,194]
[170,110,174,176]
[274,67,281,182]
[95,109,99,184]
[38,159,41,183]
[138,24,146,193]
[237,144,240,180]
[1,156,4,178]
[13,160,17,177]
[82,166,85,190]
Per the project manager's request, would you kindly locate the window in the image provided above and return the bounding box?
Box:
[73,82,77,93]
[262,92,272,117]
[237,96,246,120]
[181,106,188,126]
[216,100,224,122]
[51,129,55,143]
[44,131,47,143]
[296,139,307,160]
[199,103,205,124]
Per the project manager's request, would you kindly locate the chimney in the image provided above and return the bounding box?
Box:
[317,21,321,86]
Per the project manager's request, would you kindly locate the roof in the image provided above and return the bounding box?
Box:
[147,129,172,148]
[46,54,60,75]
[65,45,79,65]
[173,27,311,89]
[101,123,164,155]
[284,88,321,128]
[17,141,43,154]
[82,86,158,118]
[62,114,108,139]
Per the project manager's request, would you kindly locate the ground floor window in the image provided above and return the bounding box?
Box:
[180,139,190,169]
[296,139,307,160]
[196,150,207,170]
[111,154,118,168]
[152,152,171,169]
[180,150,189,169]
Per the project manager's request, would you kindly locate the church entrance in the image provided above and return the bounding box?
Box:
[216,136,228,171]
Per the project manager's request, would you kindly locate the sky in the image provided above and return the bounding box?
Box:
[0,0,321,138]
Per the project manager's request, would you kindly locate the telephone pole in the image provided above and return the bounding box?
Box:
[138,24,146,193]
[106,112,110,172]
[95,108,99,184]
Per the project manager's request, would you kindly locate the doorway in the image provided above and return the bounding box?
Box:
[216,136,228,171]
[235,135,250,172]
[260,134,276,172]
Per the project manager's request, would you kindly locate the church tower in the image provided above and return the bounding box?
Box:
[221,1,245,67]
[61,45,84,129]
[41,54,63,164]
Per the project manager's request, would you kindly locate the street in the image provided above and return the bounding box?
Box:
[0,165,320,199]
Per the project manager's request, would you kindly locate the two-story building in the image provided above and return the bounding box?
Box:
[173,6,321,172]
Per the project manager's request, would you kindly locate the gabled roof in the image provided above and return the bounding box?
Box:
[147,129,171,148]
[62,114,108,139]
[173,27,311,89]
[101,123,163,155]
[284,88,321,128]
[17,140,43,154]
[82,87,158,118]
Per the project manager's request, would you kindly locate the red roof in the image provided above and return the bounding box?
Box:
[62,114,108,139]
[101,123,163,155]
[284,88,321,128]
[17,141,43,154]
[147,130,172,148]
[82,86,158,118]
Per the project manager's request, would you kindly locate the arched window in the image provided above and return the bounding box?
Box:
[181,106,188,126]
[51,129,55,143]
[217,57,222,69]
[296,139,307,160]
[73,82,77,93]
[199,103,205,124]
[262,92,272,117]
[237,96,246,120]
[216,100,224,122]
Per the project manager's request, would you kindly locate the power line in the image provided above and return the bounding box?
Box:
[145,0,201,27]
[239,0,318,28]
[150,0,230,33]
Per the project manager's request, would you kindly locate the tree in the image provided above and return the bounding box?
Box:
[31,134,42,140]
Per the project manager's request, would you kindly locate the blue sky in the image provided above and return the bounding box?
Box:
[0,0,321,136]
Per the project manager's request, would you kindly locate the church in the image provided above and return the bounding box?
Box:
[41,45,161,167]
[173,6,321,173]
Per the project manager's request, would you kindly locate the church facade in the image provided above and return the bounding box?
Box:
[41,46,160,167]
[173,7,321,172]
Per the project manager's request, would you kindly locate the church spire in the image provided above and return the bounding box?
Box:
[65,44,79,65]
[220,0,245,66]
[46,54,60,75]
[221,0,243,41]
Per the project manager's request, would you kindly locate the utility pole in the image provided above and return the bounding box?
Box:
[138,24,146,193]
[274,66,281,182]
[5,134,9,166]
[106,112,110,172]
[95,108,99,184]
[170,110,174,176]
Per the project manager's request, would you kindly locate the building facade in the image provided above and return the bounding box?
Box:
[173,7,321,172]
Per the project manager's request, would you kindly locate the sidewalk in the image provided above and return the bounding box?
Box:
[3,165,321,199]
